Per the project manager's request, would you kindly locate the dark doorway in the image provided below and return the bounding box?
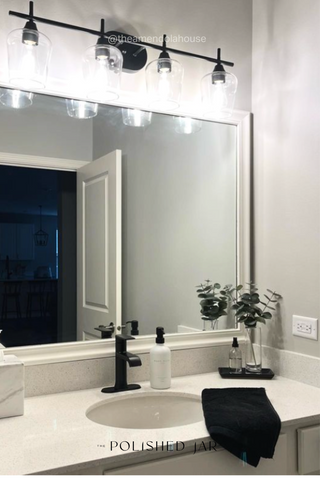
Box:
[0,165,77,347]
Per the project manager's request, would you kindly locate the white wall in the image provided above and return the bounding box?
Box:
[0,99,93,161]
[252,0,320,357]
[93,114,237,335]
[0,0,252,115]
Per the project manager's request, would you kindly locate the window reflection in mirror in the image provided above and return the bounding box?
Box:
[0,87,237,347]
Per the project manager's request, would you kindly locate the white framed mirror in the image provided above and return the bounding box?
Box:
[0,86,251,365]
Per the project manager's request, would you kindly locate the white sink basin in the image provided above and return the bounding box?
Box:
[86,392,203,429]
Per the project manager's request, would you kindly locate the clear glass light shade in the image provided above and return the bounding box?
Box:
[83,45,123,102]
[175,116,202,135]
[122,108,152,127]
[201,70,238,119]
[146,58,183,111]
[66,99,98,119]
[0,88,34,109]
[7,29,52,89]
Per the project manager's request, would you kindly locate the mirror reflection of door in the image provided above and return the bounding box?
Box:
[77,150,122,341]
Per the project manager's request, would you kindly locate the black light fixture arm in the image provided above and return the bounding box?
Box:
[9,1,234,68]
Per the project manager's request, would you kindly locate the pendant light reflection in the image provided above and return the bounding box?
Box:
[175,116,202,135]
[122,108,152,127]
[201,49,237,119]
[0,88,34,109]
[83,39,123,102]
[66,99,98,119]
[146,34,183,111]
[34,205,49,247]
[7,23,51,89]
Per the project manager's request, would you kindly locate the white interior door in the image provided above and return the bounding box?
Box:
[77,150,121,340]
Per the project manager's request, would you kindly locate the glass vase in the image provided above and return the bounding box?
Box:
[245,326,262,373]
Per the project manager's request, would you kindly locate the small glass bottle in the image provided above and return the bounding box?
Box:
[229,337,242,373]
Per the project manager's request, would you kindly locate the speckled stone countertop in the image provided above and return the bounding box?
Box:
[0,372,320,475]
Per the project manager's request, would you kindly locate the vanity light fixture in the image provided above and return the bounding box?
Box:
[7,2,237,117]
[7,1,51,89]
[175,116,202,135]
[146,34,184,111]
[201,48,238,119]
[66,99,98,119]
[122,108,152,127]
[0,87,34,109]
[82,20,123,102]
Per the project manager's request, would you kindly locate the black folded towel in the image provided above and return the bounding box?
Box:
[202,387,281,467]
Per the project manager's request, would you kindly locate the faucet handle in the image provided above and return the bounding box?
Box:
[116,334,135,342]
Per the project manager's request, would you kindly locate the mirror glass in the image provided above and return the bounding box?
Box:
[0,87,237,347]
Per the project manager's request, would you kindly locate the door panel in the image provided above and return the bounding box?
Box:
[77,150,122,340]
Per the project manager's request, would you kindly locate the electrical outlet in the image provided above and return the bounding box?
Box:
[293,315,318,340]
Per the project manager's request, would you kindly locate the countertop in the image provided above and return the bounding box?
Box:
[1,372,320,475]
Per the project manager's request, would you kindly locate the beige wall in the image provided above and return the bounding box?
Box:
[252,0,320,356]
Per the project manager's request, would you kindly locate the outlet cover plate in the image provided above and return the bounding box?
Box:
[293,315,318,340]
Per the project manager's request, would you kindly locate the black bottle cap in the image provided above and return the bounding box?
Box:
[131,320,139,336]
[156,327,165,344]
[232,337,239,348]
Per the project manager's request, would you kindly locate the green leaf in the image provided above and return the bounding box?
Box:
[236,285,243,290]
[202,286,212,292]
[262,312,272,319]
[256,317,266,324]
[245,320,257,327]
[213,283,221,289]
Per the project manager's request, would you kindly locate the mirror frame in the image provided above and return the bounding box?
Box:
[0,91,252,365]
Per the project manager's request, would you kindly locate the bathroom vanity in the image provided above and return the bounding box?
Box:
[0,372,319,475]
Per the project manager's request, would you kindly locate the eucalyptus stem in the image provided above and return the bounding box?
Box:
[248,328,258,369]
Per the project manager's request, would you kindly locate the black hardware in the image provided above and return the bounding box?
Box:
[22,1,38,45]
[101,334,141,393]
[157,34,171,73]
[94,322,115,339]
[126,320,139,336]
[212,47,227,84]
[8,2,234,72]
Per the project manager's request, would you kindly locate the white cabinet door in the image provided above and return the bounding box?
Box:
[0,223,17,260]
[77,150,122,340]
[16,224,34,260]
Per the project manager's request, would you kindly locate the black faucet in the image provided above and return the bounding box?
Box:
[101,334,142,394]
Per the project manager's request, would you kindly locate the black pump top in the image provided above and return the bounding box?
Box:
[232,337,239,348]
[156,327,165,344]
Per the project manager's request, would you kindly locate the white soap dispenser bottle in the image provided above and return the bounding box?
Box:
[150,327,171,389]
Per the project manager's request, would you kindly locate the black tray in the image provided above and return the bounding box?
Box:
[218,367,275,379]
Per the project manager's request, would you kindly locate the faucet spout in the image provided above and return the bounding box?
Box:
[126,352,142,367]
